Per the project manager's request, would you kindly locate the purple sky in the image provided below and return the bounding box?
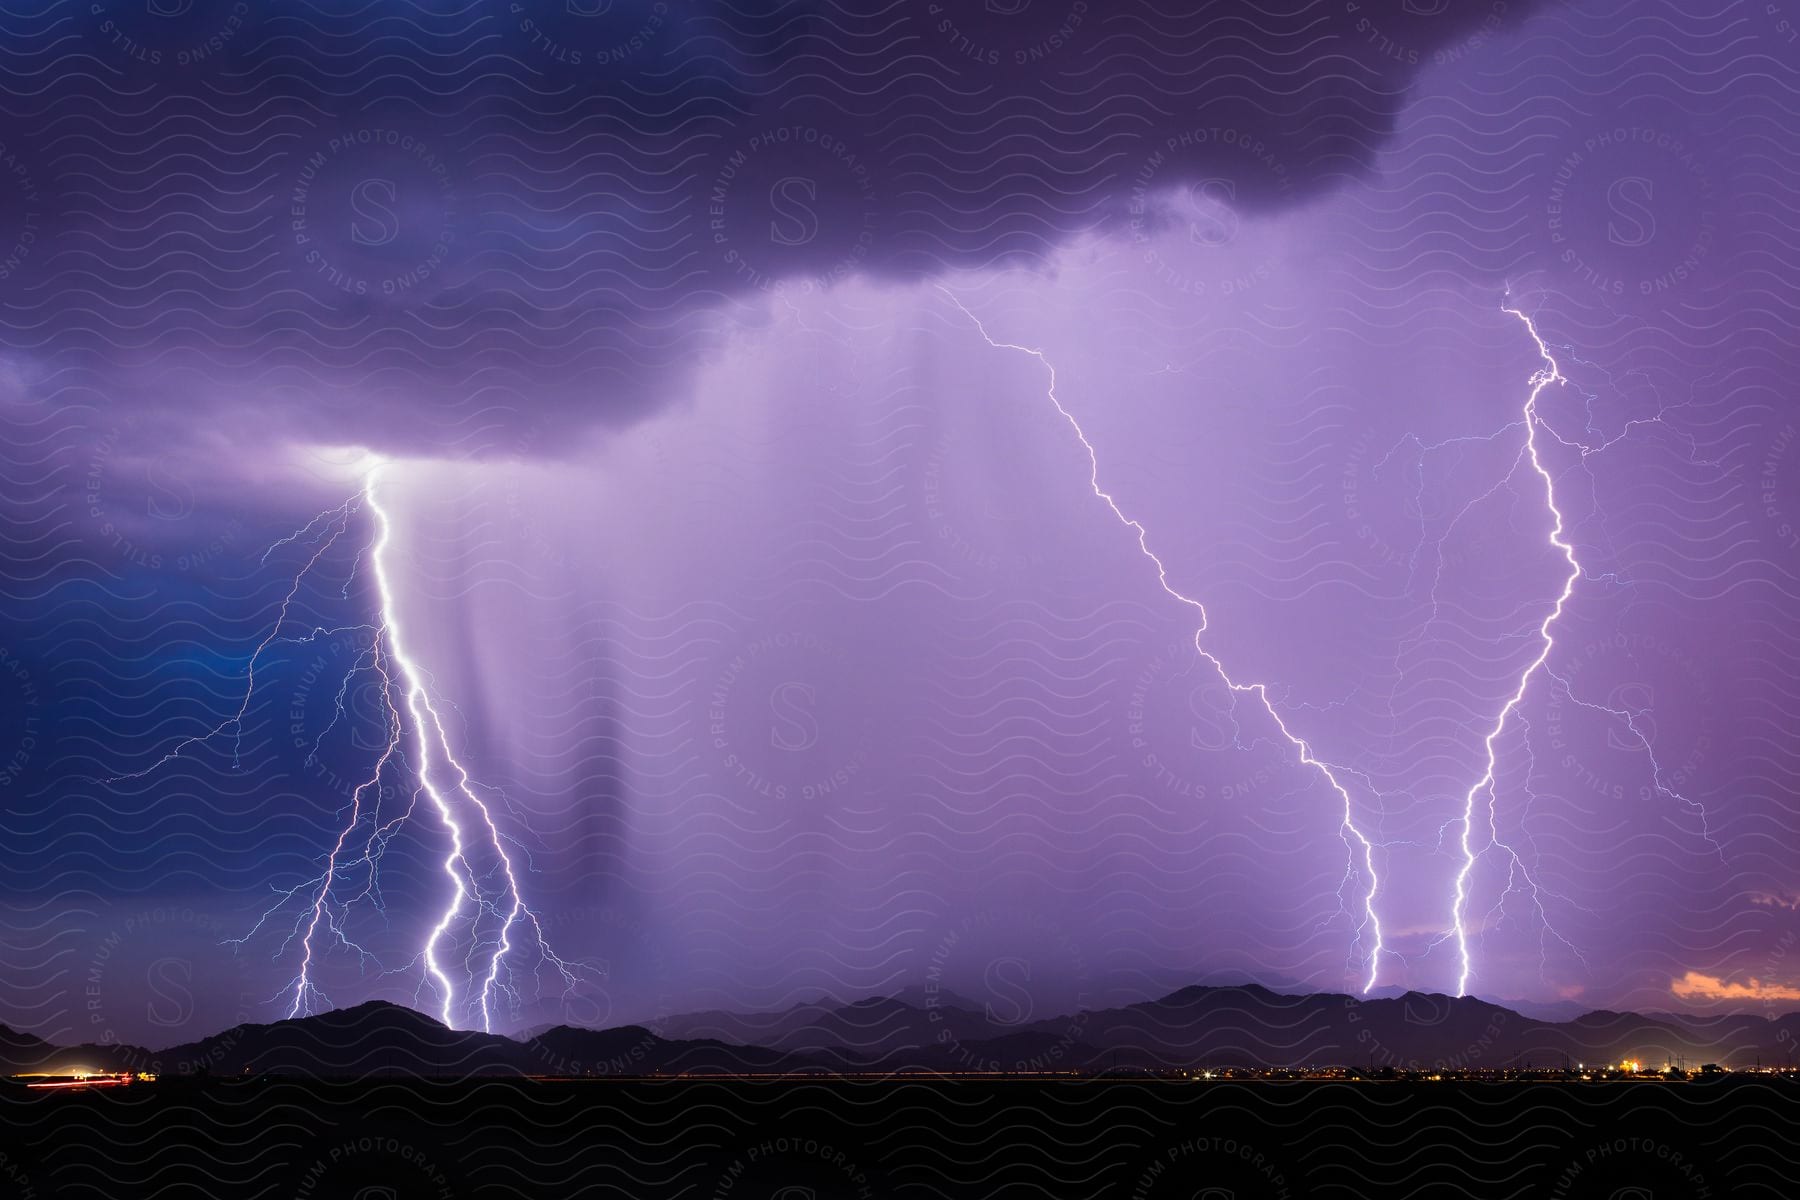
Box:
[2,0,1798,1045]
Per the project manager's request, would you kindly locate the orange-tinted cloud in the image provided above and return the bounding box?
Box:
[1671,971,1800,1003]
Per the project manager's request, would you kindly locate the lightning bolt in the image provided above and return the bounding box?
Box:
[287,636,402,1018]
[106,503,358,783]
[1444,302,1725,998]
[938,287,1388,993]
[362,468,589,1032]
[116,462,592,1031]
[1443,303,1579,998]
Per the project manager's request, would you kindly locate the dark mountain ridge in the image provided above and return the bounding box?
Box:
[6,987,1795,1079]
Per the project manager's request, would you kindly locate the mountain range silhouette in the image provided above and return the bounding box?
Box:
[7,985,1795,1079]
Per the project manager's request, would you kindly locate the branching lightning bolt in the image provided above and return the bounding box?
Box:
[1443,302,1724,998]
[361,470,589,1031]
[1439,304,1580,999]
[116,462,593,1031]
[938,287,1388,993]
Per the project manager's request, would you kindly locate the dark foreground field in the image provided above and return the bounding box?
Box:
[2,1076,1794,1198]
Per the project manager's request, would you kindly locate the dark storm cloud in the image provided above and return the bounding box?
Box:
[0,0,1546,456]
